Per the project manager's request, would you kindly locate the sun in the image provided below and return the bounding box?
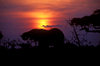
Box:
[31,11,53,29]
[37,19,50,29]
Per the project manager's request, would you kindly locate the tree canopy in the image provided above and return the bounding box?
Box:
[71,9,100,33]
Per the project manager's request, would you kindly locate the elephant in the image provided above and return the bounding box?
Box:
[21,28,65,48]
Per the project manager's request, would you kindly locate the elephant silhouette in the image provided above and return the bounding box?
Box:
[21,28,65,48]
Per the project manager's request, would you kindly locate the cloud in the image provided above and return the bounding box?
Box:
[0,4,36,12]
[42,25,63,28]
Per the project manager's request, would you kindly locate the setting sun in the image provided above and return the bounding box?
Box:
[30,11,53,29]
[36,19,50,29]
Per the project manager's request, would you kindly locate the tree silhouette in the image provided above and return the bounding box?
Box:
[71,9,100,33]
[21,28,65,48]
[0,31,3,40]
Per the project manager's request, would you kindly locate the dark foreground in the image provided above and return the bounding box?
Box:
[0,43,100,56]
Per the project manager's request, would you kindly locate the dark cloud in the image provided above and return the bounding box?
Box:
[0,4,36,12]
[42,25,63,28]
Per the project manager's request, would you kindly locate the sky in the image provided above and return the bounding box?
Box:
[0,0,100,45]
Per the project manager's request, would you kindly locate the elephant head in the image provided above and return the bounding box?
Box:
[48,28,64,48]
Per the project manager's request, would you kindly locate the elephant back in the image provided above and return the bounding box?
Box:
[29,29,48,40]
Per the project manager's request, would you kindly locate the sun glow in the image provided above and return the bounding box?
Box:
[31,11,53,19]
[37,19,50,29]
[31,11,53,29]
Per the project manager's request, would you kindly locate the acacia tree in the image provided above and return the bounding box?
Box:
[66,9,100,46]
[71,9,100,33]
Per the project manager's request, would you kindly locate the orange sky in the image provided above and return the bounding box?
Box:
[0,0,72,5]
[0,0,100,43]
[1,0,99,18]
[0,0,74,18]
[0,0,73,29]
[0,0,100,29]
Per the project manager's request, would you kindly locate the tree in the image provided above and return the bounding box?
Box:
[71,9,100,33]
[0,31,3,40]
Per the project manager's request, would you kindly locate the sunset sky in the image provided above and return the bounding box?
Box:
[0,0,100,24]
[0,0,100,44]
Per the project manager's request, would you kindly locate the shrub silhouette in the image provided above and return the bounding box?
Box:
[21,28,65,48]
[0,31,3,40]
